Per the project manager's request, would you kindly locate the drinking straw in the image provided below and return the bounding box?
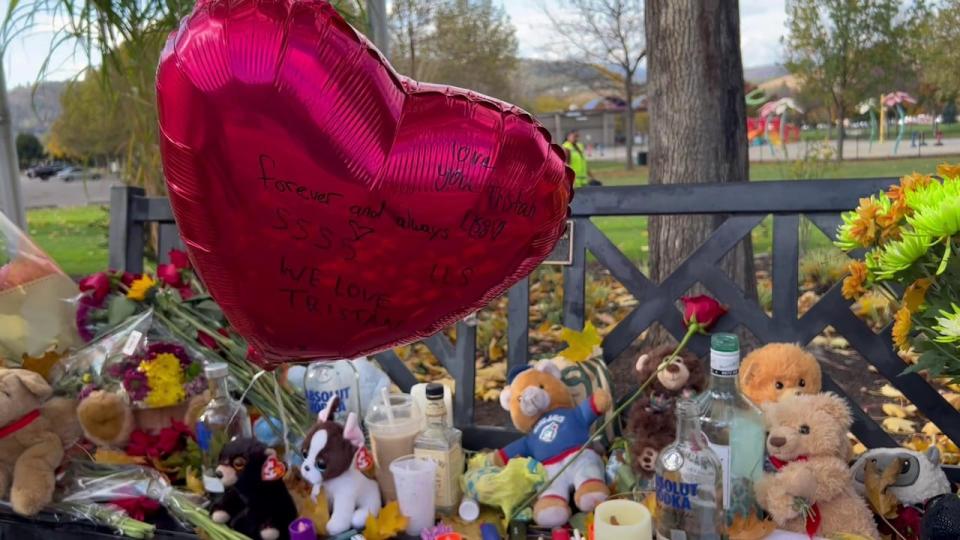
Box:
[380,387,395,423]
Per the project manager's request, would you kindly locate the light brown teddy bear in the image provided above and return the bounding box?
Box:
[0,368,80,515]
[493,362,611,528]
[740,343,821,404]
[755,392,880,540]
[77,390,209,448]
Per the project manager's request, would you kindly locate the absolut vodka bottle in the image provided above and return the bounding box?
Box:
[697,333,765,523]
[655,398,724,540]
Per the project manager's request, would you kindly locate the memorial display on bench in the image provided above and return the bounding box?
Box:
[0,0,958,538]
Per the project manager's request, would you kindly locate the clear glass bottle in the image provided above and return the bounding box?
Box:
[303,359,361,424]
[414,383,463,514]
[196,362,252,494]
[655,398,724,540]
[697,333,765,523]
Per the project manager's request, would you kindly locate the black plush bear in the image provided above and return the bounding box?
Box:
[922,494,960,540]
[211,438,299,540]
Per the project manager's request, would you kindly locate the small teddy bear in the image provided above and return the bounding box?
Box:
[625,344,707,473]
[0,368,80,516]
[740,343,822,404]
[494,361,611,528]
[211,438,299,540]
[755,392,880,540]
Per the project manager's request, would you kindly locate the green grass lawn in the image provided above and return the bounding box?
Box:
[26,205,110,277]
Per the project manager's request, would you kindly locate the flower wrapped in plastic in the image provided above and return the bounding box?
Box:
[52,309,207,410]
[0,210,82,367]
[58,461,251,539]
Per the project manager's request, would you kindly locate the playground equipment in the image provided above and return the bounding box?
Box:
[881,91,916,155]
[857,98,878,151]
[758,98,803,158]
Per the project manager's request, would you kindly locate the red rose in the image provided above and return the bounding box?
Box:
[197,328,230,350]
[110,497,160,521]
[126,430,158,458]
[169,249,190,270]
[78,272,111,303]
[157,263,184,288]
[681,295,727,330]
[120,272,140,287]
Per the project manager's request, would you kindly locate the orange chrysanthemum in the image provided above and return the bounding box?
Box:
[892,307,913,351]
[842,261,869,300]
[849,198,882,246]
[936,162,960,179]
[903,278,932,313]
[888,172,933,206]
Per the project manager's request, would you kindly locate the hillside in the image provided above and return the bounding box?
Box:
[8,81,65,137]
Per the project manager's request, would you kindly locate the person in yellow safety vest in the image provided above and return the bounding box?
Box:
[561,130,601,188]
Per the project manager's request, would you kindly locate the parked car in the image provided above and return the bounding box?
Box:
[54,166,102,182]
[25,163,65,180]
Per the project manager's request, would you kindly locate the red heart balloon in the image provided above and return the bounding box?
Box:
[156,0,572,367]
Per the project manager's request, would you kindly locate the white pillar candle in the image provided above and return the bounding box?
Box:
[593,499,652,540]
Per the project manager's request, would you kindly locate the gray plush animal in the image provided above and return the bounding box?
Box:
[851,447,951,506]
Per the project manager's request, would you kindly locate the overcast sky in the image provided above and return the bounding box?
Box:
[2,0,787,88]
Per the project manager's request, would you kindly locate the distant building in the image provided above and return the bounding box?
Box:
[536,95,647,147]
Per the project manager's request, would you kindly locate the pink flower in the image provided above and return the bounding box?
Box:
[79,272,111,303]
[681,295,727,330]
[169,249,190,270]
[157,263,184,288]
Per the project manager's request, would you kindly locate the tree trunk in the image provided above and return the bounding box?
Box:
[625,79,636,170]
[646,0,756,337]
[836,114,846,160]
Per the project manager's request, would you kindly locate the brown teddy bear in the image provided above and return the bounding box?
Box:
[625,344,707,473]
[494,362,611,528]
[0,368,80,515]
[76,390,209,448]
[740,343,821,404]
[755,392,880,539]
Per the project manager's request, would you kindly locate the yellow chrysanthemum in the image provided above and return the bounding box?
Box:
[127,275,157,302]
[139,352,185,408]
[892,307,913,351]
[936,162,960,179]
[842,261,869,300]
[902,278,931,313]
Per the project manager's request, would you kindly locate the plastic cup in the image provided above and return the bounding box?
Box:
[389,454,437,535]
[365,394,422,501]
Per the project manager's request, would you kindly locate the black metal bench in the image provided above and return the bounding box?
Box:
[108,181,960,484]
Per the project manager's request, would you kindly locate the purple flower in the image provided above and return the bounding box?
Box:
[184,376,208,398]
[78,384,97,401]
[75,296,100,342]
[122,369,150,402]
[147,342,188,364]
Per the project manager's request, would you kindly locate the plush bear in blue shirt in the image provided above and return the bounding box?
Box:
[493,361,611,528]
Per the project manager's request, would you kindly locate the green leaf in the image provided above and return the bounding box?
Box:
[107,295,137,326]
[937,240,952,275]
[902,349,949,377]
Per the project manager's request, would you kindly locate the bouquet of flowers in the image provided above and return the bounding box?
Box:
[0,210,83,365]
[58,461,251,540]
[75,250,312,438]
[836,164,960,380]
[53,309,206,409]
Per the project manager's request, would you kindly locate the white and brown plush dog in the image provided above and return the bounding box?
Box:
[299,396,380,535]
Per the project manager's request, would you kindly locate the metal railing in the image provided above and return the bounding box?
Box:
[108,180,960,482]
